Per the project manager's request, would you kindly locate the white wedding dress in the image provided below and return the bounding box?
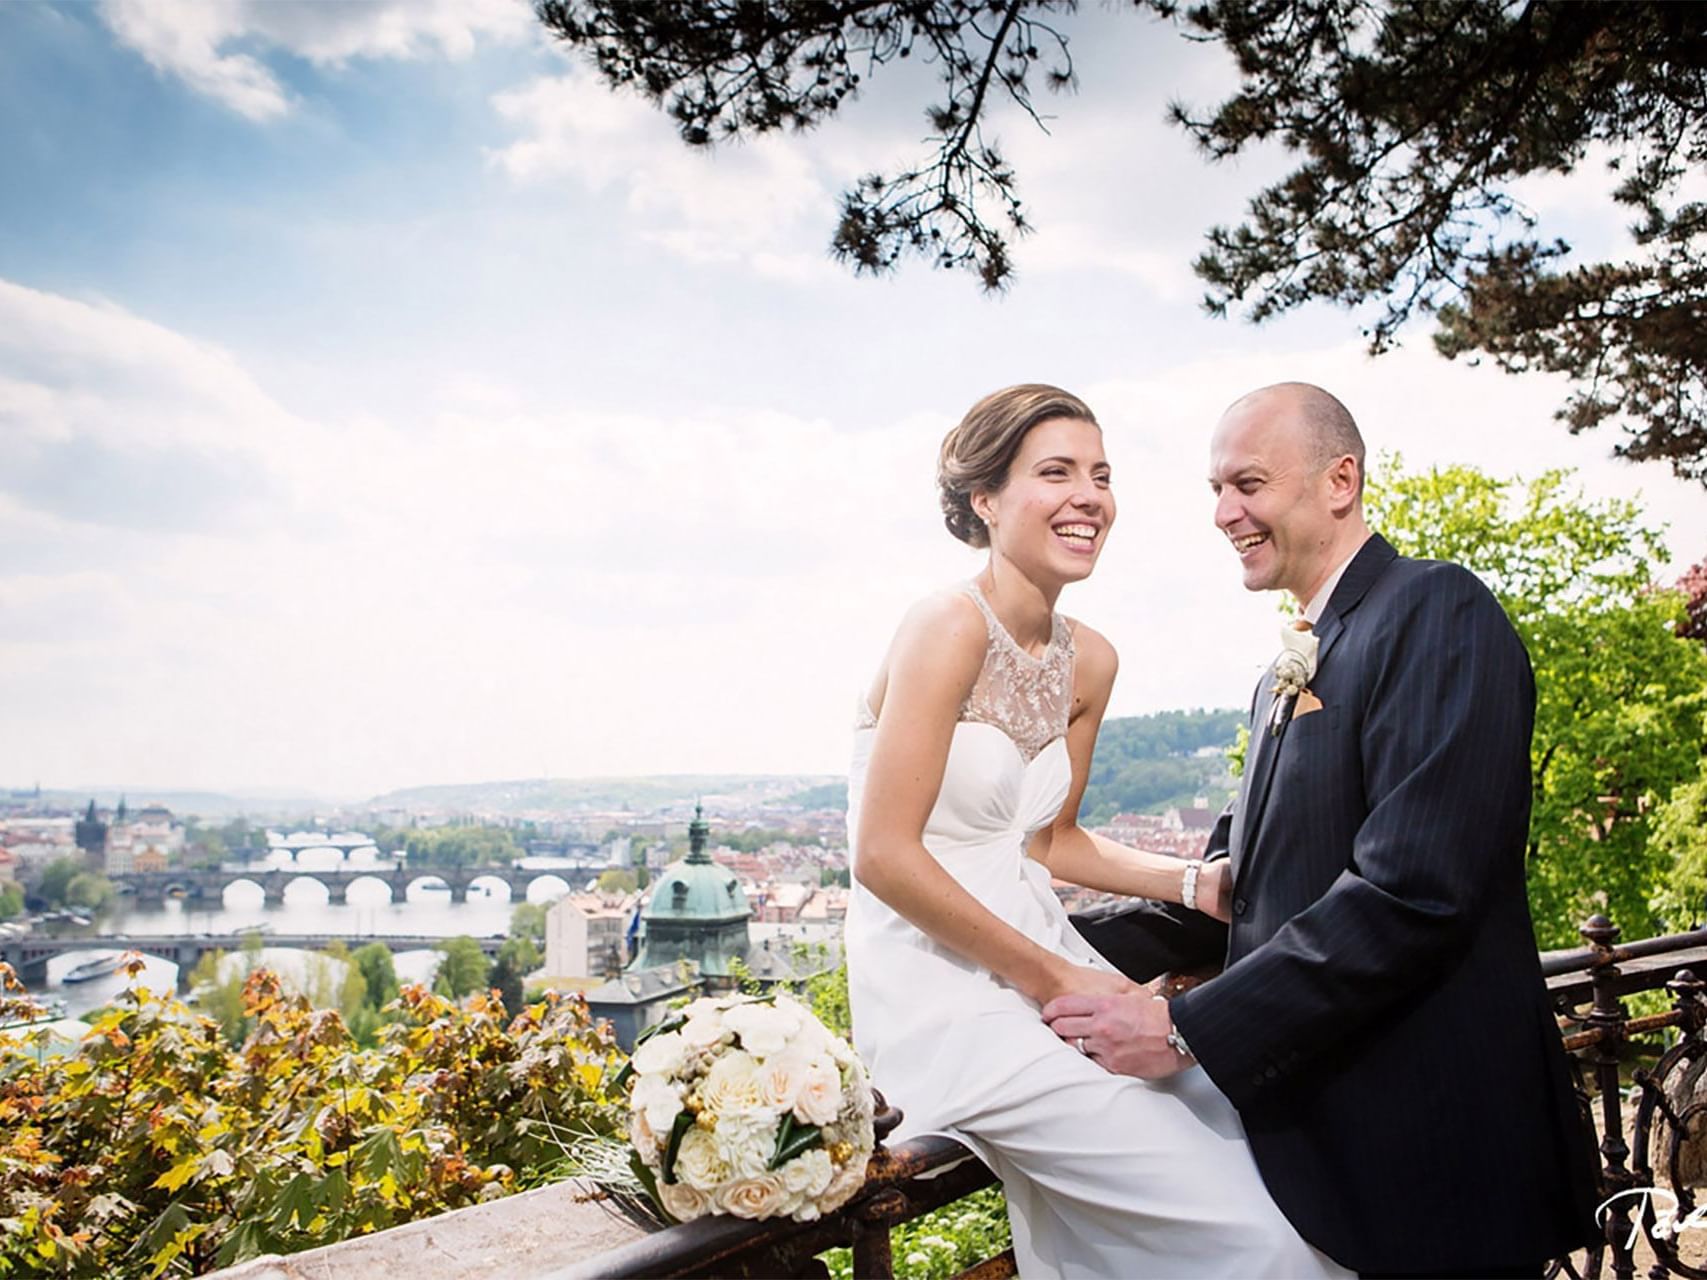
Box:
[845,585,1350,1279]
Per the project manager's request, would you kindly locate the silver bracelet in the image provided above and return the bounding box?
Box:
[1181,859,1203,912]
[1167,1024,1195,1062]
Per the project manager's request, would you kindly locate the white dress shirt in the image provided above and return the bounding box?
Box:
[1302,536,1370,626]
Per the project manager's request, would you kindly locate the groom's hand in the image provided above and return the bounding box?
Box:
[1041,992,1188,1079]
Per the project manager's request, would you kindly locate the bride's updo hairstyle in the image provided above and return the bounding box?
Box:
[938,384,1099,548]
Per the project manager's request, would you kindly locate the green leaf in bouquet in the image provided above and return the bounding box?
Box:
[627,1148,679,1226]
[768,1113,823,1171]
[659,1109,697,1185]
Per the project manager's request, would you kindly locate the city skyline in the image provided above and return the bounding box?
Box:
[4,1,1703,796]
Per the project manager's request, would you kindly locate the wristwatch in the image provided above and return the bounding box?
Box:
[1166,1022,1194,1063]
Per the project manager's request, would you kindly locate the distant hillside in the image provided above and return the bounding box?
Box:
[367,774,843,816]
[18,787,334,820]
[1079,709,1243,825]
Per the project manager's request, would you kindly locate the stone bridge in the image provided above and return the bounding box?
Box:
[108,863,599,906]
[0,932,507,992]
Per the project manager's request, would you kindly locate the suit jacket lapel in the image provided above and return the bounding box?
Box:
[1230,534,1399,885]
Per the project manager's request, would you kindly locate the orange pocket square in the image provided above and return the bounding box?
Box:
[1293,690,1324,719]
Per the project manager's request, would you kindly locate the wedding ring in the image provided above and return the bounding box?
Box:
[1076,1036,1087,1055]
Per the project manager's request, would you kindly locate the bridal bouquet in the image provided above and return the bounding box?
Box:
[621,991,875,1223]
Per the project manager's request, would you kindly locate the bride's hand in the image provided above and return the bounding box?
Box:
[1035,960,1139,1007]
[1197,859,1233,923]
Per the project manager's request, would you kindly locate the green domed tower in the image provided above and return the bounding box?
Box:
[626,804,751,982]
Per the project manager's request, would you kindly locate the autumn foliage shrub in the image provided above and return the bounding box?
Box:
[0,959,624,1277]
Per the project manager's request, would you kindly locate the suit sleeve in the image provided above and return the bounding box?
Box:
[1070,809,1232,981]
[1168,565,1535,1108]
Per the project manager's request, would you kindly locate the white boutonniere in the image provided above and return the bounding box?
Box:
[1269,621,1319,734]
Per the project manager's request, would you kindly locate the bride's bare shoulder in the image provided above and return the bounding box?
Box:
[890,587,987,658]
[1065,617,1118,689]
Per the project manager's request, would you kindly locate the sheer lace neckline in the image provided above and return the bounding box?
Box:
[851,586,1074,764]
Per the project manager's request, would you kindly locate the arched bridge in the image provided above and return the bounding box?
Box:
[0,932,506,992]
[108,863,598,906]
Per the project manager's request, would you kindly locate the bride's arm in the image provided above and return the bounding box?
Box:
[855,594,1132,1007]
[1028,627,1228,918]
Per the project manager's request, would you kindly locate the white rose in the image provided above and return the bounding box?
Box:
[713,1112,776,1179]
[793,1057,844,1127]
[780,1147,834,1198]
[631,1073,683,1134]
[681,1014,730,1050]
[682,996,725,1020]
[714,1173,791,1220]
[658,1178,710,1222]
[699,1050,768,1117]
[673,1126,731,1193]
[631,1030,688,1077]
[722,1002,800,1059]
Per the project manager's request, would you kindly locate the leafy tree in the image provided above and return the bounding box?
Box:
[596,868,638,895]
[0,883,20,921]
[491,935,541,1015]
[1649,765,1707,929]
[1367,459,1707,945]
[353,942,401,1011]
[433,937,492,1000]
[405,825,522,869]
[35,857,82,907]
[64,872,116,913]
[538,0,1707,481]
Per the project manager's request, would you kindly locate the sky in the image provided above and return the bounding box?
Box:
[3,0,1703,801]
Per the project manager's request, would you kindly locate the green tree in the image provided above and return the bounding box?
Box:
[36,856,81,907]
[509,901,549,949]
[405,826,522,869]
[1367,460,1707,945]
[0,883,21,921]
[1650,765,1707,928]
[434,937,492,1000]
[539,1,1707,482]
[595,867,638,894]
[63,872,116,913]
[491,935,541,1015]
[353,942,401,1010]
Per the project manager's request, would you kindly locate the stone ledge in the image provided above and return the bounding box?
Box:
[205,1179,651,1280]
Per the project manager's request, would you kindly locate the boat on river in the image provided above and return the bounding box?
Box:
[62,952,127,983]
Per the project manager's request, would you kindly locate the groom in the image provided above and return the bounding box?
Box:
[1048,383,1599,1277]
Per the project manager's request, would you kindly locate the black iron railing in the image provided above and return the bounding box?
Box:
[562,913,1707,1280]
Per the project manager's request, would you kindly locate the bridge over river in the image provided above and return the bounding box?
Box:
[0,932,507,992]
[107,862,603,906]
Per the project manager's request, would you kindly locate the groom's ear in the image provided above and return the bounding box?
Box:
[1325,454,1362,514]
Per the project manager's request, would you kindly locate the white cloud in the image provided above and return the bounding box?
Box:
[98,0,533,120]
[489,70,852,281]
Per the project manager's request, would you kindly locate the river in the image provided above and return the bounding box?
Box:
[24,846,599,1018]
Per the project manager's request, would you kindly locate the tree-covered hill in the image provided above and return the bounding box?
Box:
[1079,709,1244,826]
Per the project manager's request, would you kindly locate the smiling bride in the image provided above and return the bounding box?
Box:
[843,384,1349,1278]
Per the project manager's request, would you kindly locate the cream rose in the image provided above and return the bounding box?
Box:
[673,1126,731,1193]
[793,1057,844,1126]
[629,1109,661,1160]
[758,1050,811,1112]
[699,1050,767,1116]
[820,1154,869,1212]
[714,1173,791,1220]
[631,1029,688,1077]
[658,1178,711,1222]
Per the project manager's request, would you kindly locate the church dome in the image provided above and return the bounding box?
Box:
[641,806,749,923]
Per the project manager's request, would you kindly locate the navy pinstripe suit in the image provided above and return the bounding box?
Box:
[1074,535,1599,1274]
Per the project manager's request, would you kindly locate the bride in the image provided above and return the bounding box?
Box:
[844,385,1349,1278]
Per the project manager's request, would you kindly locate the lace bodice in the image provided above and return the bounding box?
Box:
[855,583,1075,762]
